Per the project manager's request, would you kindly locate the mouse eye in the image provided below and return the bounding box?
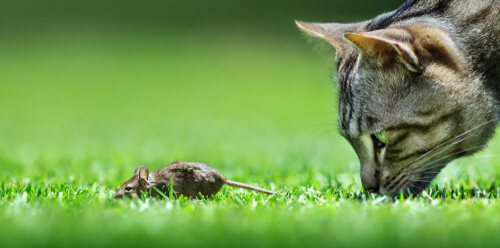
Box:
[125,186,133,191]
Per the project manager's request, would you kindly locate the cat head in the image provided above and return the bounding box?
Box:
[297,21,497,196]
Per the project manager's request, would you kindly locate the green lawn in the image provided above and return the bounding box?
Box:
[1,28,500,248]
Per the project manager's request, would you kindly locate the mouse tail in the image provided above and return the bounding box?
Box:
[225,180,276,195]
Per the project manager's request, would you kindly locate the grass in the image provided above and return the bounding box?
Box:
[1,27,500,248]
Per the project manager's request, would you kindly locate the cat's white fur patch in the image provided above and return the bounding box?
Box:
[360,133,374,160]
[348,119,359,137]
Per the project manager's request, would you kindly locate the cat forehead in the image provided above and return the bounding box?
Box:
[338,56,417,137]
[339,54,407,99]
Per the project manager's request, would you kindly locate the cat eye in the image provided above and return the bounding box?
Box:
[376,130,387,144]
[372,130,387,149]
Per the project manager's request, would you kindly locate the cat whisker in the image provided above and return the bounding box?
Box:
[418,171,442,175]
[409,184,426,192]
[411,152,500,183]
[412,162,451,174]
[421,191,435,202]
[404,123,496,176]
[409,178,434,182]
[408,188,417,197]
[469,154,500,159]
[400,142,463,179]
[401,118,498,173]
[420,172,470,178]
[416,176,444,180]
[401,134,466,172]
[408,185,426,197]
[407,136,466,172]
[412,143,491,173]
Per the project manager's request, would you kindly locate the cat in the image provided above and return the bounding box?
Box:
[297,0,500,196]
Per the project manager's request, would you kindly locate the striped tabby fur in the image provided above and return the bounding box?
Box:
[297,0,500,196]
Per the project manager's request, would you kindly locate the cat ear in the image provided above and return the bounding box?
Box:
[296,21,345,47]
[296,21,365,53]
[344,29,419,72]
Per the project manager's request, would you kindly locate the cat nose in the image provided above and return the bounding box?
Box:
[361,167,380,194]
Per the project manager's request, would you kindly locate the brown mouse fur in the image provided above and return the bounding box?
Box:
[113,161,275,199]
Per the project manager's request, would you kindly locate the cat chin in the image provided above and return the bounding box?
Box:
[379,186,411,197]
[379,180,433,198]
[378,186,406,197]
[378,187,392,197]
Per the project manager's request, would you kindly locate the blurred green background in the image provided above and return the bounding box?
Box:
[0,0,402,180]
[2,1,500,247]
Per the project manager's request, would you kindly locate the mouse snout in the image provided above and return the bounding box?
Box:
[113,190,124,199]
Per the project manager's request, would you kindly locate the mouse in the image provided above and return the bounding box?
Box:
[113,161,276,199]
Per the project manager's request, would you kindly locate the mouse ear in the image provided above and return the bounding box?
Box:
[137,167,150,189]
